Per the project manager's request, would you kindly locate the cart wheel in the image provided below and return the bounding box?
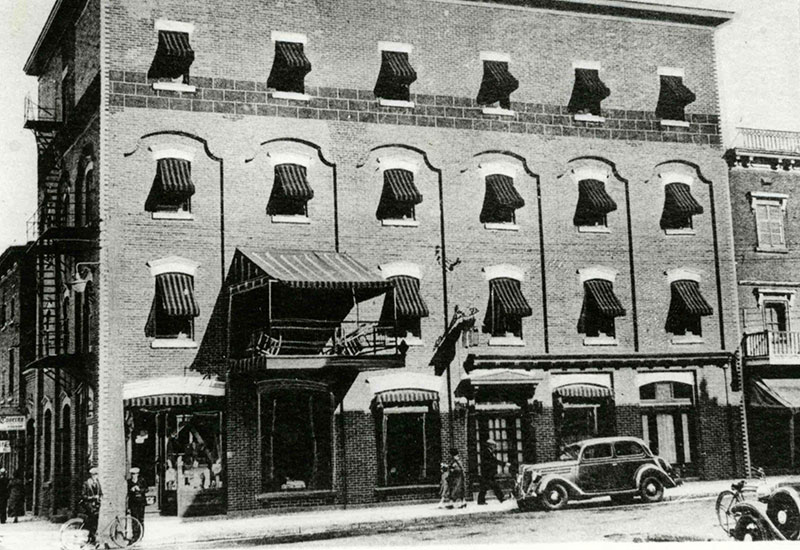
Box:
[733,514,768,541]
[767,492,800,540]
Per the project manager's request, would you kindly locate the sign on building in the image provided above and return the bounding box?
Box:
[0,416,26,431]
[0,441,11,454]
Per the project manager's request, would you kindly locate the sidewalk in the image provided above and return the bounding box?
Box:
[1,476,794,550]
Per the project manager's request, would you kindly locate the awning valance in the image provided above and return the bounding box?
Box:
[555,383,613,399]
[584,278,626,317]
[670,280,713,316]
[577,179,617,216]
[662,182,703,225]
[125,394,218,408]
[151,31,195,79]
[267,42,312,94]
[383,169,423,204]
[274,164,314,201]
[656,75,696,120]
[477,60,519,107]
[381,275,429,319]
[374,389,438,408]
[146,158,195,211]
[156,272,200,317]
[749,378,800,412]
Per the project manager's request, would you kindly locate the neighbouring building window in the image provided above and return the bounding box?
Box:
[640,380,696,471]
[44,408,52,482]
[763,301,789,333]
[148,29,195,84]
[145,272,199,340]
[666,279,713,338]
[267,41,312,94]
[376,169,422,222]
[476,56,519,110]
[482,277,532,340]
[145,158,194,214]
[267,164,314,218]
[480,174,524,225]
[568,67,610,116]
[374,47,417,102]
[574,179,617,229]
[661,182,703,231]
[9,297,14,320]
[379,275,429,340]
[656,74,696,122]
[8,349,14,395]
[750,194,788,251]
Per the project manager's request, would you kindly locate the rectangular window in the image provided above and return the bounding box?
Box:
[754,200,786,250]
[764,301,789,333]
[149,29,195,85]
[268,41,312,94]
[661,182,703,232]
[377,408,440,487]
[146,273,200,341]
[374,48,417,103]
[656,74,695,122]
[476,416,523,476]
[8,349,14,395]
[476,58,519,110]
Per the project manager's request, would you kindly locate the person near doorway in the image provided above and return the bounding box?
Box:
[127,468,146,541]
[447,447,466,509]
[79,467,102,544]
[477,439,507,505]
[0,469,9,524]
[7,469,24,523]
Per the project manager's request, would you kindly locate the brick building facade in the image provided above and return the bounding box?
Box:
[22,0,745,520]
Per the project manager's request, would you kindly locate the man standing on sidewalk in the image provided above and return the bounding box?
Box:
[127,467,147,541]
[477,439,507,505]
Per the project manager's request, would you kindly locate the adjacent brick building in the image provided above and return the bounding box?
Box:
[22,0,745,520]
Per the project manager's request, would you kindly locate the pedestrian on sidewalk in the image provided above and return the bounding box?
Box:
[477,439,507,505]
[80,467,103,544]
[447,448,466,509]
[437,461,449,508]
[127,467,147,541]
[0,469,9,524]
[7,469,23,523]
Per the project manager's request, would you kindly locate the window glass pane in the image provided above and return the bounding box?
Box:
[639,383,656,401]
[386,413,426,485]
[614,441,645,457]
[764,302,788,332]
[672,382,693,401]
[582,443,612,460]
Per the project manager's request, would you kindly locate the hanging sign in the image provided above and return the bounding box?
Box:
[0,416,26,431]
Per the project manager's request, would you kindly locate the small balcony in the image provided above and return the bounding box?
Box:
[27,190,99,243]
[733,128,800,155]
[743,331,800,366]
[23,94,61,132]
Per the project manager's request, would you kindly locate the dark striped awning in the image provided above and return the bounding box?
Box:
[374,388,438,408]
[577,179,617,215]
[374,51,417,101]
[156,272,200,317]
[486,174,524,210]
[384,169,423,204]
[274,164,314,201]
[670,280,713,316]
[656,76,696,121]
[477,61,519,107]
[584,279,626,317]
[152,158,195,201]
[488,278,533,318]
[568,68,610,115]
[381,275,430,320]
[151,31,195,79]
[267,42,312,94]
[125,394,215,408]
[555,384,612,399]
[663,182,703,217]
[275,42,311,71]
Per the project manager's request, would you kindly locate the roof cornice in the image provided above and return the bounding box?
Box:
[24,0,86,76]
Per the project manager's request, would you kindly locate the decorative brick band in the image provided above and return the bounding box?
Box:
[108,71,721,147]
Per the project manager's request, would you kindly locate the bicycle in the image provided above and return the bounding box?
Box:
[715,467,767,536]
[60,512,143,550]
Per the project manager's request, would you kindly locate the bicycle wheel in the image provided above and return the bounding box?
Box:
[108,515,144,548]
[716,490,741,535]
[60,517,90,550]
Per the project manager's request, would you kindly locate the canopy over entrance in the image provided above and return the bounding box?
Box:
[749,377,800,412]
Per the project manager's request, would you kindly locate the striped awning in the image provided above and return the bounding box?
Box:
[125,394,217,408]
[749,378,800,412]
[584,279,626,317]
[381,51,417,85]
[152,158,195,202]
[156,272,200,317]
[384,169,423,204]
[235,249,392,290]
[555,384,613,399]
[575,68,610,99]
[485,174,524,210]
[656,76,696,120]
[381,275,430,320]
[577,179,617,215]
[267,42,312,94]
[274,41,311,71]
[487,277,533,319]
[670,280,713,316]
[477,60,519,107]
[151,31,195,79]
[663,182,703,218]
[374,388,438,408]
[274,164,314,201]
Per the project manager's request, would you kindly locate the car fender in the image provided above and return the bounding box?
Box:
[770,486,800,511]
[537,474,584,498]
[731,501,786,540]
[634,464,676,489]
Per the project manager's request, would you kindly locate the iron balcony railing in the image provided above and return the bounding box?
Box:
[23,93,60,125]
[734,128,800,155]
[743,330,800,360]
[242,318,402,358]
[26,190,99,241]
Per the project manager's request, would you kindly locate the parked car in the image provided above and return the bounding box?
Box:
[514,436,680,511]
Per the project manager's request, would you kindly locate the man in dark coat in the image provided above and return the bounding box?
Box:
[477,439,507,505]
[80,467,103,543]
[127,467,147,541]
[0,468,9,524]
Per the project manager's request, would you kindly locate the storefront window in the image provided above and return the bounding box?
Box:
[475,416,522,476]
[553,384,615,449]
[376,408,441,487]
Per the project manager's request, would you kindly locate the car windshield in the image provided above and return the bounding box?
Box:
[559,445,580,461]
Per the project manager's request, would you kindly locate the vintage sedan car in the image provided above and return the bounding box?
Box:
[514,436,680,511]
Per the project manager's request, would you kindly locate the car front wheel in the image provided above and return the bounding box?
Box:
[540,482,569,511]
[639,476,665,503]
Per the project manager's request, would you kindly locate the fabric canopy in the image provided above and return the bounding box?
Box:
[383,169,423,204]
[568,68,610,116]
[374,388,438,408]
[661,182,703,228]
[480,174,524,224]
[749,378,800,412]
[584,279,626,317]
[577,179,617,215]
[374,51,417,101]
[125,394,216,408]
[670,279,713,316]
[156,272,200,317]
[150,31,195,79]
[274,164,314,201]
[267,42,312,94]
[656,76,696,121]
[490,278,533,317]
[381,275,430,320]
[555,383,613,399]
[235,249,392,290]
[477,60,519,108]
[146,158,195,211]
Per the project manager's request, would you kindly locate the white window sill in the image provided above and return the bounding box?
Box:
[272,91,310,101]
[664,228,695,236]
[152,211,194,220]
[488,336,525,347]
[660,120,690,128]
[577,225,610,234]
[378,99,415,108]
[755,246,788,254]
[152,82,197,93]
[482,107,515,117]
[400,336,425,347]
[573,114,605,123]
[151,339,198,349]
[670,335,704,345]
[271,215,311,224]
[381,219,419,227]
[484,222,519,231]
[583,336,617,346]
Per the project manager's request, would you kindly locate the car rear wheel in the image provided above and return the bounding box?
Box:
[539,482,569,511]
[639,476,665,503]
[767,492,800,540]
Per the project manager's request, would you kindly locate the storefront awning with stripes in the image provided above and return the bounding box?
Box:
[555,384,613,400]
[123,376,225,409]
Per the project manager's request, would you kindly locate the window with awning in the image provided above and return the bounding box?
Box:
[379,275,430,339]
[666,279,712,337]
[374,50,417,102]
[578,278,625,338]
[148,31,195,82]
[477,60,519,110]
[376,169,422,221]
[146,272,200,340]
[267,164,314,217]
[574,179,617,228]
[480,174,525,224]
[267,41,312,94]
[568,68,610,116]
[483,277,533,338]
[656,75,696,122]
[661,182,703,231]
[553,383,615,447]
[145,158,195,213]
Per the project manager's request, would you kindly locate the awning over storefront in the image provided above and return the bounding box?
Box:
[584,278,626,317]
[368,372,441,410]
[749,377,800,412]
[123,376,225,408]
[374,389,438,408]
[554,383,613,399]
[669,279,713,316]
[156,272,200,317]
